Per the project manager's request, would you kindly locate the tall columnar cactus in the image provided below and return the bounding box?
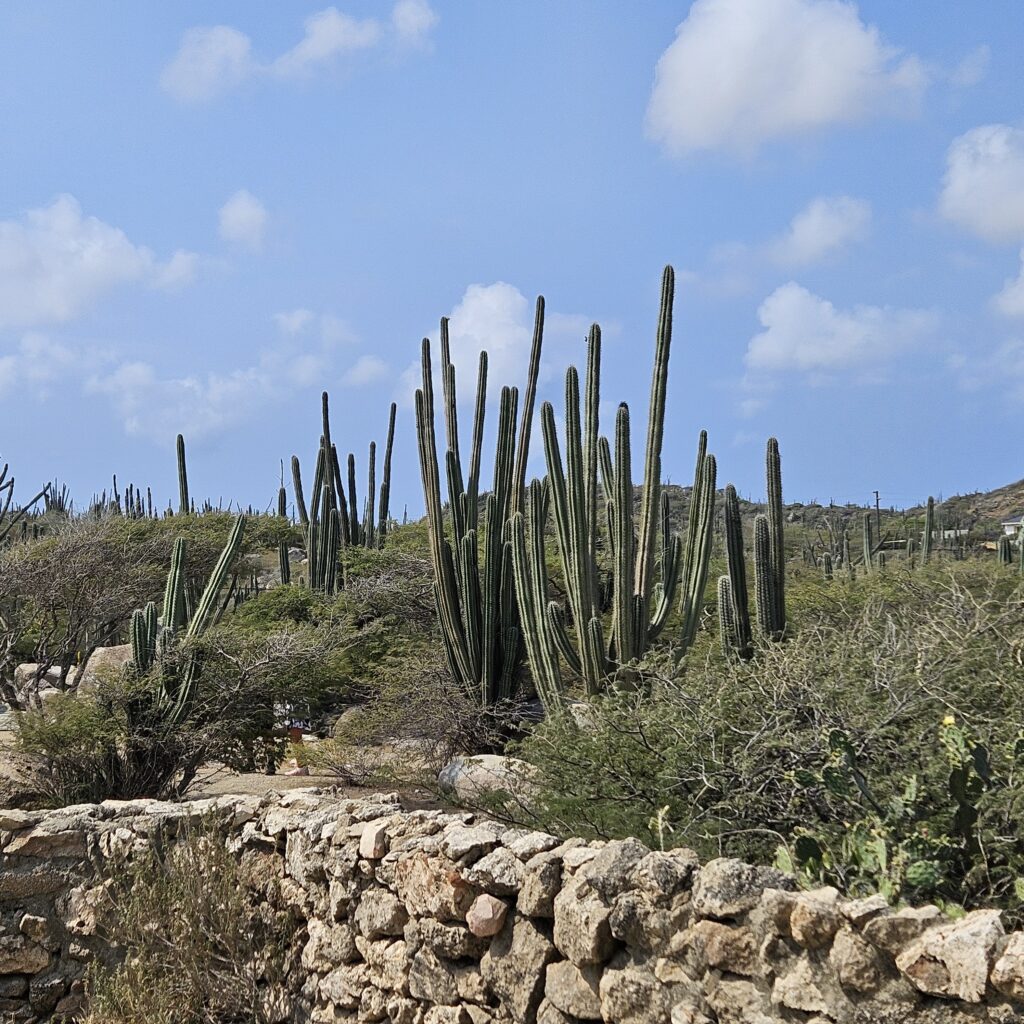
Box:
[821,552,833,581]
[376,403,397,548]
[292,392,396,592]
[512,267,715,707]
[415,300,543,707]
[720,484,752,658]
[717,576,739,659]
[862,512,874,574]
[176,434,189,516]
[922,496,935,564]
[277,486,291,585]
[998,534,1012,565]
[765,437,786,636]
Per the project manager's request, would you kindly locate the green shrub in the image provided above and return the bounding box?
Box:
[84,822,297,1024]
[512,563,1024,917]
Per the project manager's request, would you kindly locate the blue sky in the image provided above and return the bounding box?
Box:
[2,1,1023,514]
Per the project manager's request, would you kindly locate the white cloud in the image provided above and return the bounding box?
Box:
[342,354,390,386]
[400,282,590,406]
[994,251,1024,317]
[0,334,86,398]
[274,308,315,335]
[161,5,434,102]
[0,194,197,328]
[271,7,380,78]
[89,337,330,441]
[940,124,1024,243]
[769,195,871,266]
[645,0,926,156]
[392,0,439,47]
[218,190,267,250]
[745,282,937,378]
[950,45,990,88]
[159,26,254,103]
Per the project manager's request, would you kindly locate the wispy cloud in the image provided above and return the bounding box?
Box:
[0,194,197,328]
[768,195,871,267]
[161,3,438,103]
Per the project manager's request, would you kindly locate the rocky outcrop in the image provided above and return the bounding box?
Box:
[2,791,1024,1022]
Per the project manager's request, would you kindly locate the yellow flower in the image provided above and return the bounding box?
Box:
[942,715,956,726]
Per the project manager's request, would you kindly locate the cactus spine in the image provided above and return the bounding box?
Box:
[415,300,543,706]
[176,434,189,515]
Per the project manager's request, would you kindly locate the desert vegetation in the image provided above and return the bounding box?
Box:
[3,265,1023,931]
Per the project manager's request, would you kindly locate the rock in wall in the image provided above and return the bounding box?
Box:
[2,790,1024,1022]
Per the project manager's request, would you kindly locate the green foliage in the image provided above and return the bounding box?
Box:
[780,719,1024,921]
[512,562,1024,918]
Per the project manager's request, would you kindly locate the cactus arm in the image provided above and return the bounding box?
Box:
[511,296,545,515]
[635,266,674,636]
[377,402,397,547]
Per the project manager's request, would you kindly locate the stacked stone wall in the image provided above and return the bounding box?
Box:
[2,790,1024,1022]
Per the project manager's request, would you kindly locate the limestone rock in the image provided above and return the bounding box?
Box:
[771,958,829,1013]
[354,889,409,939]
[437,755,537,805]
[359,820,389,859]
[789,888,841,950]
[0,937,50,974]
[545,960,602,1019]
[991,930,1024,1000]
[319,963,368,1010]
[480,916,557,1022]
[575,838,650,901]
[441,824,503,863]
[686,920,758,976]
[863,905,942,956]
[553,876,614,965]
[78,644,133,691]
[630,849,700,902]
[394,852,477,921]
[829,926,884,994]
[464,846,525,896]
[466,894,508,938]
[692,858,794,920]
[502,829,559,861]
[598,965,672,1024]
[895,908,1003,1003]
[406,917,486,960]
[301,918,357,969]
[408,946,459,1004]
[518,852,562,918]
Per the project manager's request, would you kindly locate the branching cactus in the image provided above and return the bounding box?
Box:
[128,515,246,726]
[415,301,544,707]
[513,267,717,707]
